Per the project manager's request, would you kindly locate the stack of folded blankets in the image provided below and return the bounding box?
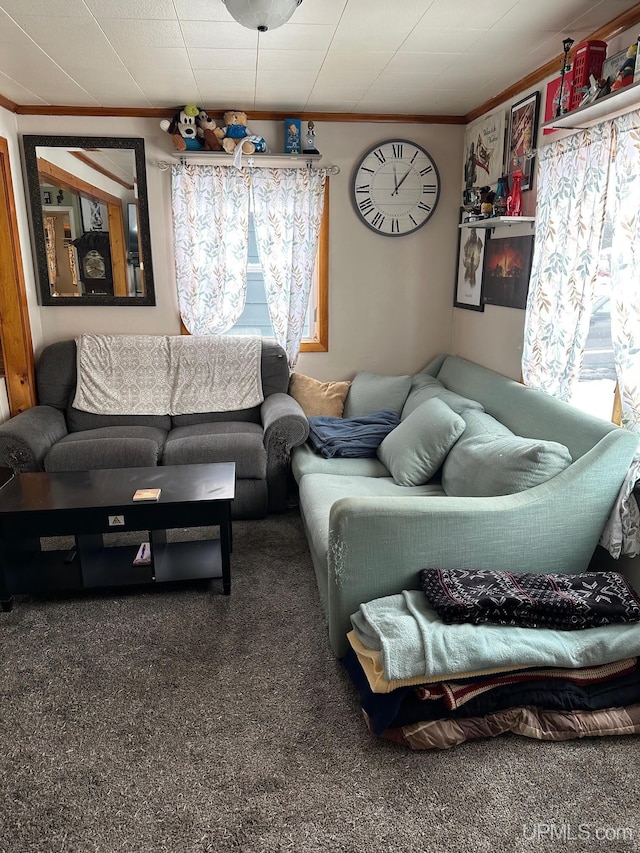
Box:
[343,568,640,750]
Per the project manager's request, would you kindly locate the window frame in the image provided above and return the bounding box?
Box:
[300,179,329,352]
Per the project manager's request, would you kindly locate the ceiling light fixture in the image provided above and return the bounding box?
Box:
[222,0,303,32]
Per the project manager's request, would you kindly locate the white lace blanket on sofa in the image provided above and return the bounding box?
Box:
[73,334,263,415]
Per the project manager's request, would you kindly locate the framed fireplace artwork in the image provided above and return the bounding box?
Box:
[481,233,535,310]
[454,210,486,311]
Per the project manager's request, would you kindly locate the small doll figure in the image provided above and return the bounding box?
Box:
[303,121,319,154]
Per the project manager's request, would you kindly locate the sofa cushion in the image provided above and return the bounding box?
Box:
[401,372,484,419]
[44,426,167,471]
[377,398,465,486]
[67,405,171,434]
[291,443,390,482]
[288,372,351,418]
[343,371,411,418]
[441,411,573,497]
[162,422,267,478]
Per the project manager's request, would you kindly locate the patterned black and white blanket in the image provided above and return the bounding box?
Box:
[418,568,640,630]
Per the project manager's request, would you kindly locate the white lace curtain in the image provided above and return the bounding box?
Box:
[171,163,326,366]
[522,112,640,558]
[172,164,251,335]
[521,124,611,399]
[251,168,326,365]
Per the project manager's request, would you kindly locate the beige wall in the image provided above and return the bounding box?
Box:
[14,114,463,381]
[6,24,640,388]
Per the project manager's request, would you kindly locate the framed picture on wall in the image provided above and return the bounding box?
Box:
[454,209,486,311]
[543,70,573,134]
[507,91,540,190]
[462,110,506,192]
[481,233,535,310]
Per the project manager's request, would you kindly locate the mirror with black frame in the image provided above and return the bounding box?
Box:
[22,135,156,306]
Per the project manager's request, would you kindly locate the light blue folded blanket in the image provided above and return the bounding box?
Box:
[351,590,640,681]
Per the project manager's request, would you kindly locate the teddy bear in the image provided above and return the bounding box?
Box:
[160,104,202,151]
[215,110,267,157]
[196,109,222,151]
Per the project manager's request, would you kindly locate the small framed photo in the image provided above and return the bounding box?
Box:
[481,233,535,310]
[506,91,540,191]
[454,209,486,312]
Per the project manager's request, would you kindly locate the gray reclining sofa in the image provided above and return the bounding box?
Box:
[0,338,309,519]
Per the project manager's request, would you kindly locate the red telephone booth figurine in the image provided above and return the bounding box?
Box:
[570,40,608,111]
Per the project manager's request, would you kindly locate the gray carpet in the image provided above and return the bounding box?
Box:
[1,511,639,853]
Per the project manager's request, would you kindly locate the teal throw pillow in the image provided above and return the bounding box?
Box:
[441,410,573,497]
[377,397,465,486]
[401,372,484,419]
[343,371,411,418]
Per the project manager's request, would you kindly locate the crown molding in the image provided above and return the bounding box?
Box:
[12,103,466,124]
[0,92,18,112]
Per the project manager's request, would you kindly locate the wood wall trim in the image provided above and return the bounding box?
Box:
[14,103,467,124]
[71,151,134,191]
[300,179,329,353]
[37,157,125,207]
[0,137,36,415]
[0,93,18,113]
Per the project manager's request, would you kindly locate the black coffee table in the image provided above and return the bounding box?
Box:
[0,462,235,611]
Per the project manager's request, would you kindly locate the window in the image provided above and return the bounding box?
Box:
[569,207,617,421]
[227,182,329,352]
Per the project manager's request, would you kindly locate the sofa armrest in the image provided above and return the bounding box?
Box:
[0,406,68,472]
[261,392,309,448]
[324,442,632,656]
[261,392,309,513]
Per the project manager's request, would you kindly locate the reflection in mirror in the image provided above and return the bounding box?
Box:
[22,135,155,306]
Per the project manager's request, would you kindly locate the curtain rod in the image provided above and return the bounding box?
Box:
[157,157,340,174]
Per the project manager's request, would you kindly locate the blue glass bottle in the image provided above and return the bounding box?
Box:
[493,176,509,217]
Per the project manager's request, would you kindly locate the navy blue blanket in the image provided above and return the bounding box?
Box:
[307,409,400,458]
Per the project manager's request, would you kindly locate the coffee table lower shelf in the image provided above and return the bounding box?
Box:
[2,534,224,604]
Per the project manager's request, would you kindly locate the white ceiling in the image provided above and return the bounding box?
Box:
[0,0,638,116]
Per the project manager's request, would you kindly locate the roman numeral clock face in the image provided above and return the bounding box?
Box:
[352,139,441,236]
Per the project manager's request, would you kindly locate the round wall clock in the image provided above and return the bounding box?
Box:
[351,139,441,237]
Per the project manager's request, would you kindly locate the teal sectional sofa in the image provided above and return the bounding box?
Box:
[292,355,639,657]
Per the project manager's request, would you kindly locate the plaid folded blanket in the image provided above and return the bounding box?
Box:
[418,568,640,630]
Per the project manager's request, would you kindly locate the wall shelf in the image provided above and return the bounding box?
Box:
[542,82,640,130]
[459,216,535,230]
[158,150,341,173]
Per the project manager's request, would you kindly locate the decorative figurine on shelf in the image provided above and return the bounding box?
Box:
[493,176,510,217]
[480,186,495,217]
[610,43,638,91]
[303,121,319,154]
[196,109,222,151]
[215,110,268,157]
[506,171,523,217]
[160,104,203,151]
[555,37,575,117]
[284,118,302,153]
